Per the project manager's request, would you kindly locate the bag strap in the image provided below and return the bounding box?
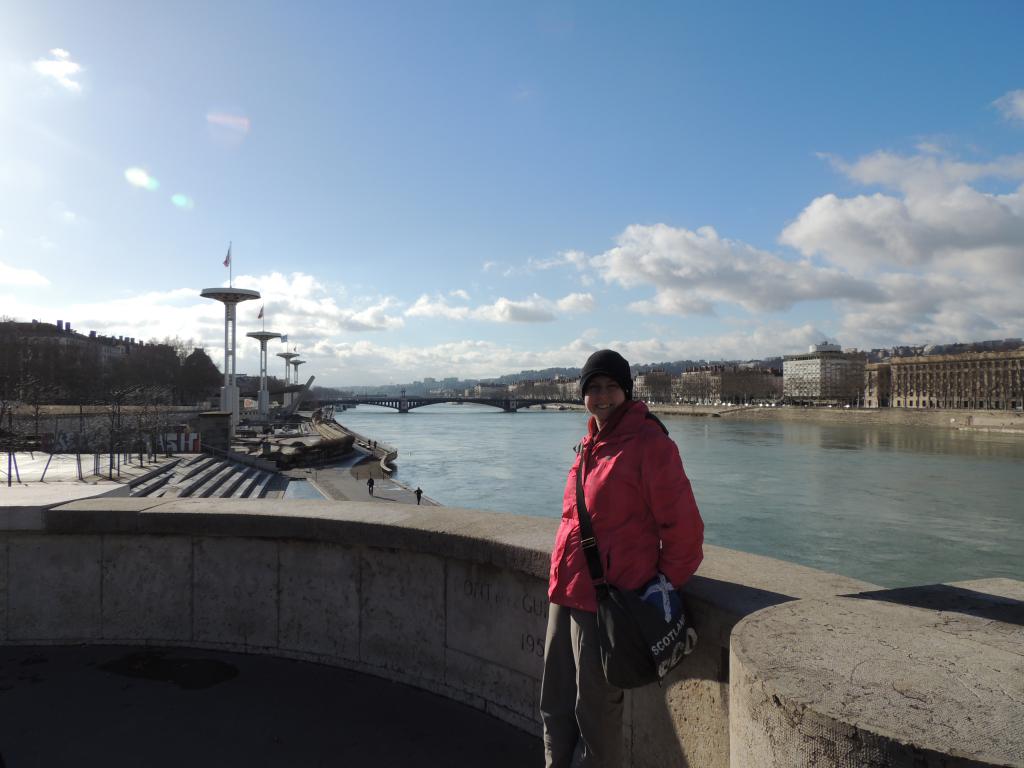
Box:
[574,448,608,588]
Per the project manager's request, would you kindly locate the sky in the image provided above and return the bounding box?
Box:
[2,1,1023,386]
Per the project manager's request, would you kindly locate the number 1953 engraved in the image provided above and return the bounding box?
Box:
[521,632,544,657]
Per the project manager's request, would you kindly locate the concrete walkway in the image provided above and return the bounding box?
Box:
[0,645,541,767]
[0,452,178,509]
[305,459,439,507]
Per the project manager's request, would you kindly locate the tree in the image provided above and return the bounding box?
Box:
[179,348,222,405]
[124,343,180,404]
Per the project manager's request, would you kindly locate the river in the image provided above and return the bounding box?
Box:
[334,403,1024,588]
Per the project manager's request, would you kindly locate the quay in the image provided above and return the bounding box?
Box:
[0,497,1020,766]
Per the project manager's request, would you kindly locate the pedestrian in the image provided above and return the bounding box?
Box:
[367,477,374,496]
[540,349,704,767]
[414,487,423,505]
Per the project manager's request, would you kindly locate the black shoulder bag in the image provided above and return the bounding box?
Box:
[575,448,698,689]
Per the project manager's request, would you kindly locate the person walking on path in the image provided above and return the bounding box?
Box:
[367,477,374,496]
[414,487,423,505]
[539,349,704,768]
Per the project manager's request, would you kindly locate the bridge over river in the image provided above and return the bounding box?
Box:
[323,395,575,413]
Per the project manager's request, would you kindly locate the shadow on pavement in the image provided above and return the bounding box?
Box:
[0,645,542,768]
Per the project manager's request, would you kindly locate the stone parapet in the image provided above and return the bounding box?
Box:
[730,582,1023,767]
[0,499,1019,767]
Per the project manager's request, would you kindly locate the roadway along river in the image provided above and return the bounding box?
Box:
[334,403,1024,588]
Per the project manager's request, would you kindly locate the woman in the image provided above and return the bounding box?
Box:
[540,349,704,767]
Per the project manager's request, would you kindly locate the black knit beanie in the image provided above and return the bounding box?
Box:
[580,349,633,399]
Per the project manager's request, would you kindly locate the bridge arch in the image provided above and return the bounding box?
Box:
[325,397,575,413]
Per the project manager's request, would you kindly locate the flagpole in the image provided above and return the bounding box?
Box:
[229,241,233,287]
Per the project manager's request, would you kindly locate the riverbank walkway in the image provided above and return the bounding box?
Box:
[0,644,541,767]
[2,450,439,508]
[306,460,439,506]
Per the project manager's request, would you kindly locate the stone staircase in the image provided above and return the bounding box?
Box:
[130,454,278,499]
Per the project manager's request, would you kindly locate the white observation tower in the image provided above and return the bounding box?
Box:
[246,330,281,421]
[276,350,299,405]
[200,287,260,427]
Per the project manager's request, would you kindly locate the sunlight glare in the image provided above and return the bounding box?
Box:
[124,167,159,190]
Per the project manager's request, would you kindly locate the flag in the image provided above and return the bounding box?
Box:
[223,243,232,268]
[257,305,264,319]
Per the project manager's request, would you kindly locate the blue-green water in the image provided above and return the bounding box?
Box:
[334,404,1024,588]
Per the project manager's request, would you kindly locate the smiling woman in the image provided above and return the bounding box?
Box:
[540,348,705,767]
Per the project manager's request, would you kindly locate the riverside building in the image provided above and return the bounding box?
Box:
[633,369,673,403]
[863,362,891,408]
[783,343,866,406]
[888,348,1024,410]
[676,365,782,405]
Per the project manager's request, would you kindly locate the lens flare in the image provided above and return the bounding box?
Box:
[206,112,251,133]
[206,110,251,148]
[171,194,195,210]
[124,167,159,190]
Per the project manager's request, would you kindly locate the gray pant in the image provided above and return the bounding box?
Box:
[540,604,624,768]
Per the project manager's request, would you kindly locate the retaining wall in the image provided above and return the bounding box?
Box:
[0,499,1019,767]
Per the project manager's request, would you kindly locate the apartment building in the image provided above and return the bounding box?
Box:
[783,343,866,406]
[888,349,1024,410]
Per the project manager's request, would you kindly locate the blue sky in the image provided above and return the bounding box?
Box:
[2,1,1023,385]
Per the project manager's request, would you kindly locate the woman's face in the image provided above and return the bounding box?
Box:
[584,374,626,427]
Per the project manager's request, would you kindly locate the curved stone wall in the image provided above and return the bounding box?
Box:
[730,589,1024,767]
[0,499,1019,767]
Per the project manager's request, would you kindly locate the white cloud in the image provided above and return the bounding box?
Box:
[781,153,1024,276]
[343,298,405,331]
[308,337,600,384]
[406,291,589,323]
[32,48,82,92]
[606,324,829,364]
[526,250,589,272]
[303,324,838,385]
[234,272,404,332]
[822,150,1024,194]
[0,260,50,286]
[777,149,1024,347]
[450,289,470,300]
[592,223,883,316]
[556,292,595,313]
[472,295,556,323]
[994,89,1024,123]
[405,294,470,320]
[4,273,409,380]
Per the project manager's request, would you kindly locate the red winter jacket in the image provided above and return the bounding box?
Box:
[548,400,704,612]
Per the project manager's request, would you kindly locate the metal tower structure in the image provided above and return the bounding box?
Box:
[246,330,281,421]
[200,287,260,428]
[291,359,306,389]
[276,350,299,406]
